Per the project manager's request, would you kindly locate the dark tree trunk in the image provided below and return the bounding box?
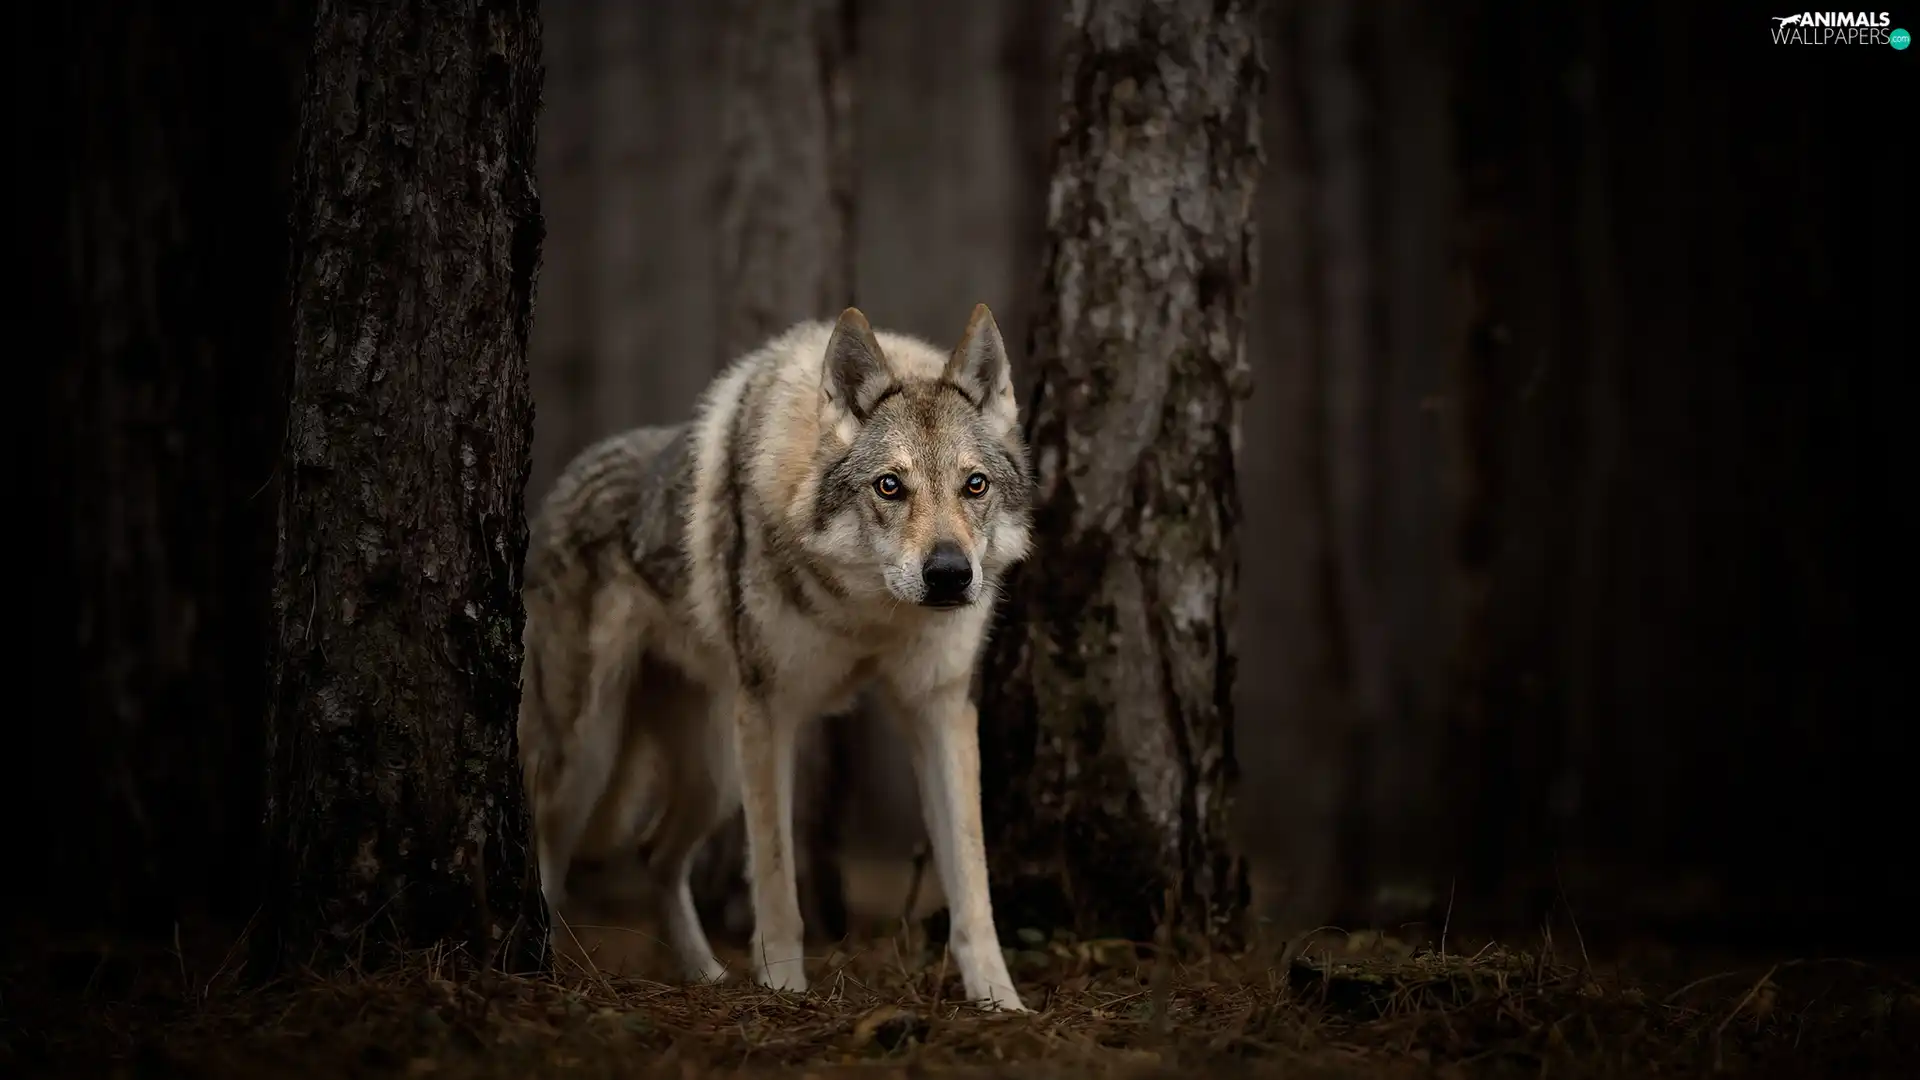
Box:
[1431,0,1910,941]
[1233,0,1464,937]
[998,0,1064,405]
[696,0,857,944]
[527,0,732,508]
[523,0,600,508]
[980,0,1265,946]
[19,0,306,941]
[1440,0,1560,932]
[259,0,546,974]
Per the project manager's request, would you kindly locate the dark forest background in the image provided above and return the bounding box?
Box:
[15,0,1912,973]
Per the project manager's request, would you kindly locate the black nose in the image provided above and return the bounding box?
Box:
[921,541,973,604]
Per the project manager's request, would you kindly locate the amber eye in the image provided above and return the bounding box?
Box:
[874,474,904,500]
[964,472,990,497]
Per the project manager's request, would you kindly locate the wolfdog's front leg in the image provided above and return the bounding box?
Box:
[732,691,808,991]
[900,685,1027,1012]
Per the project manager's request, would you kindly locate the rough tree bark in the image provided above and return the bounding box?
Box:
[260,0,546,973]
[980,0,1265,945]
[22,0,306,939]
[695,0,857,942]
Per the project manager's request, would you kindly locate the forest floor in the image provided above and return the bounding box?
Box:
[7,915,1918,1079]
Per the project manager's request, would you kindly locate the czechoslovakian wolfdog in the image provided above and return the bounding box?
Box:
[518,305,1032,1011]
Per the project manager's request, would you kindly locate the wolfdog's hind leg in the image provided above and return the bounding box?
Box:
[645,669,734,983]
[534,590,646,914]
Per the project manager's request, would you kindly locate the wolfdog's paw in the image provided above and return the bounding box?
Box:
[538,855,570,913]
[978,987,1030,1013]
[755,960,810,994]
[686,955,730,984]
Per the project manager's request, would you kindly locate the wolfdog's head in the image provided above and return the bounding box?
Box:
[809,305,1033,611]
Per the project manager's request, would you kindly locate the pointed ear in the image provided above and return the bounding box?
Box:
[822,307,894,421]
[943,303,1017,432]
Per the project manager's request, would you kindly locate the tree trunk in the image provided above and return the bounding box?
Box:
[980,0,1265,946]
[523,0,599,508]
[713,0,856,362]
[21,0,305,940]
[696,0,857,943]
[1434,0,1912,941]
[853,0,1043,346]
[1233,0,1464,937]
[998,0,1064,403]
[260,0,545,974]
[528,0,734,508]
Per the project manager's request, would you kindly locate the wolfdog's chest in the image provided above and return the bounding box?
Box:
[648,587,932,723]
